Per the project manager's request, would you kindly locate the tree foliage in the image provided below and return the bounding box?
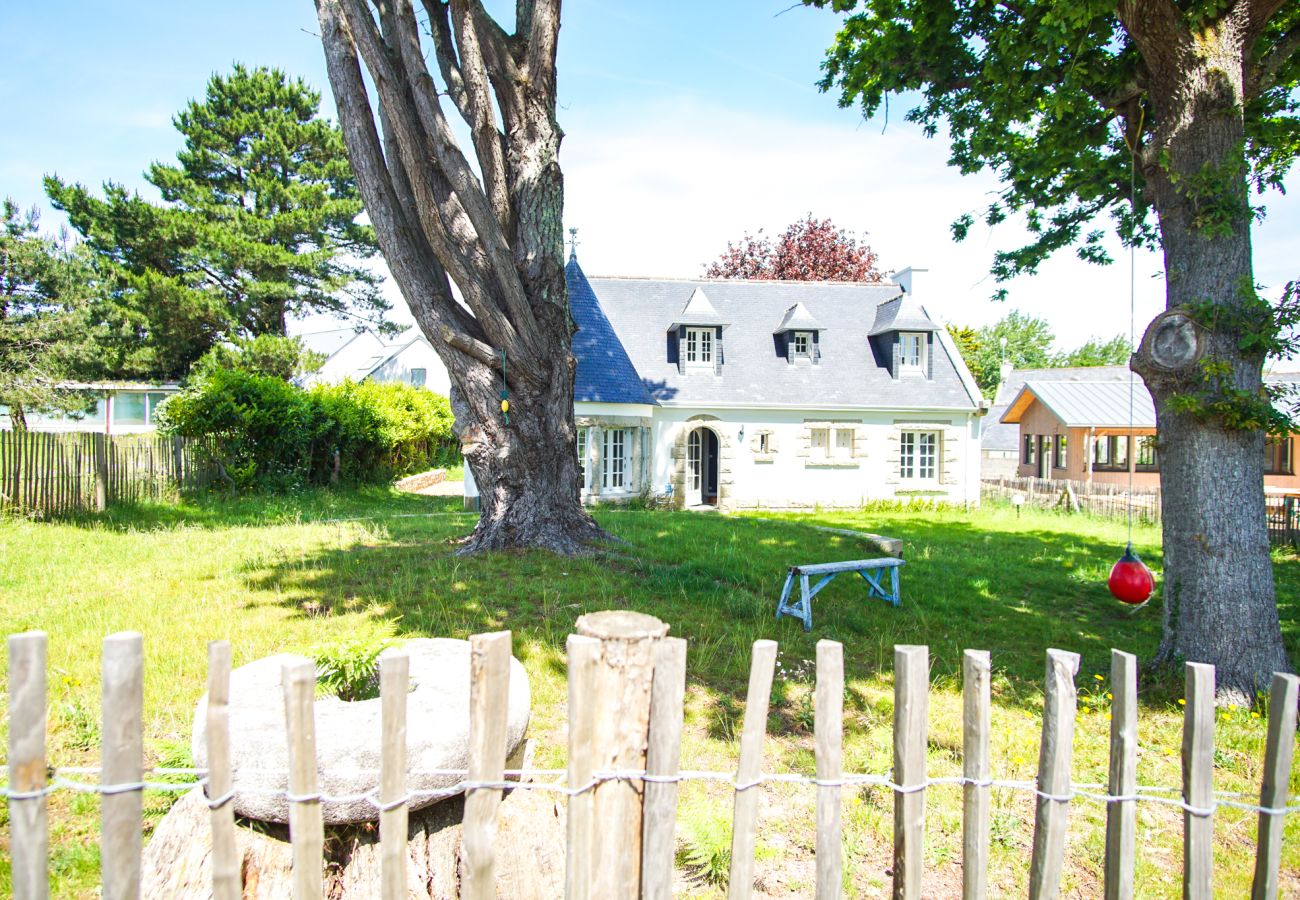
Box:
[158,369,454,490]
[46,65,386,380]
[0,200,96,428]
[704,215,884,282]
[191,334,325,383]
[948,311,1130,396]
[1059,334,1132,368]
[810,0,1298,292]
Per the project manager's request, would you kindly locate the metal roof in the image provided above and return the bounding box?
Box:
[1001,380,1156,429]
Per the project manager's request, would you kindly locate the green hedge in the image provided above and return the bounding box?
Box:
[157,369,456,491]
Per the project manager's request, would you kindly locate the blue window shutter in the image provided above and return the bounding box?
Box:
[714,326,724,376]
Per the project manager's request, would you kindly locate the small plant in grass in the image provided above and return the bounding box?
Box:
[54,672,99,752]
[677,799,733,885]
[311,633,394,702]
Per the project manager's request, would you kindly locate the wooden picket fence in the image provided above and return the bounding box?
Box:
[982,476,1163,524]
[5,614,1300,898]
[0,430,215,516]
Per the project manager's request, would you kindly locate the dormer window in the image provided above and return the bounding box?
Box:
[773,303,824,365]
[900,333,927,375]
[685,327,714,367]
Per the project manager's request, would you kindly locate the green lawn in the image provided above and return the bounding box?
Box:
[1,490,1298,897]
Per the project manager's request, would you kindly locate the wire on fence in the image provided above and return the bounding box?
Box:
[6,765,1299,818]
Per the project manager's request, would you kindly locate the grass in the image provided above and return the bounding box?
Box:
[1,488,1298,896]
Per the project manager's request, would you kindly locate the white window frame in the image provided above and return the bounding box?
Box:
[576,427,590,493]
[833,427,854,459]
[684,327,714,368]
[791,331,812,358]
[758,432,771,454]
[900,332,927,375]
[810,427,830,457]
[409,367,427,387]
[602,428,627,490]
[900,430,939,481]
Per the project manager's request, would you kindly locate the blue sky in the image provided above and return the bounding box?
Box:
[3,1,1296,351]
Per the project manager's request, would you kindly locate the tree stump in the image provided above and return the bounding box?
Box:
[142,785,565,898]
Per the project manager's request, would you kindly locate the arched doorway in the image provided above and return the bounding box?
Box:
[686,426,720,507]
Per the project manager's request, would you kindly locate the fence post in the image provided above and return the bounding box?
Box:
[1028,648,1080,900]
[283,660,323,899]
[206,641,239,900]
[1183,663,1215,900]
[1252,672,1300,899]
[463,631,513,900]
[379,652,410,900]
[961,650,990,900]
[566,634,600,900]
[94,432,109,511]
[8,631,49,900]
[102,632,144,900]
[815,640,844,900]
[574,610,669,898]
[641,637,688,900]
[728,640,778,900]
[893,645,929,900]
[1104,650,1138,900]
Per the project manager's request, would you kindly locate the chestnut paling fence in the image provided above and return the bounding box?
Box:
[5,618,1300,900]
[983,474,1300,547]
[0,431,215,516]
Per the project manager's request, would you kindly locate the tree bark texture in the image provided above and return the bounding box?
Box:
[1122,0,1290,698]
[314,0,606,553]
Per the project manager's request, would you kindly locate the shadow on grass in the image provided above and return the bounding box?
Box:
[232,504,1300,721]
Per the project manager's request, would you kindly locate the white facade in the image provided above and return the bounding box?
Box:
[302,328,451,395]
[647,405,983,509]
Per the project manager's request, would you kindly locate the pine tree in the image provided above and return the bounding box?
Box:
[47,65,386,380]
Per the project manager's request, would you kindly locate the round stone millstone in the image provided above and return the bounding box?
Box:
[191,638,530,825]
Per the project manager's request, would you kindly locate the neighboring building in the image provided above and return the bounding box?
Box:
[299,327,451,395]
[0,383,180,434]
[998,370,1300,493]
[983,365,1132,478]
[468,257,988,510]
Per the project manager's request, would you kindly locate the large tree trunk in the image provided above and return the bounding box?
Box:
[315,0,609,555]
[1127,2,1291,699]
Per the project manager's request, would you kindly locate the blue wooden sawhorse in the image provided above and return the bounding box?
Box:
[775,557,906,631]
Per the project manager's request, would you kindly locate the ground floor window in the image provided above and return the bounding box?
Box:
[1023,433,1036,466]
[900,431,938,480]
[811,425,855,460]
[1266,436,1294,475]
[576,428,589,491]
[1092,435,1129,471]
[1054,434,1068,469]
[602,428,627,489]
[1135,436,1159,471]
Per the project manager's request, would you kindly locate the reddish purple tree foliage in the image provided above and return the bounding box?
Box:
[703,215,884,282]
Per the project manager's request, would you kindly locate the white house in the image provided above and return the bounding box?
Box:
[299,327,451,395]
[466,257,987,510]
[0,383,179,434]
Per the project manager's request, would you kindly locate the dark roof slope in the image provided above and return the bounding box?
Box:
[567,260,656,405]
[585,274,979,410]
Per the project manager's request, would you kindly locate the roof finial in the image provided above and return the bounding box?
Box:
[568,227,579,262]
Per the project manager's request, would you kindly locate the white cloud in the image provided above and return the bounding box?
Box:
[559,98,1297,352]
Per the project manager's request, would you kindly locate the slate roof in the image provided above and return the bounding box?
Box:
[670,288,730,328]
[868,294,941,335]
[985,365,1139,451]
[567,260,656,405]
[773,302,825,334]
[298,327,366,358]
[582,270,979,410]
[1002,381,1157,429]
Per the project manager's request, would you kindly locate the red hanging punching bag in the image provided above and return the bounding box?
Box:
[1108,543,1154,605]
